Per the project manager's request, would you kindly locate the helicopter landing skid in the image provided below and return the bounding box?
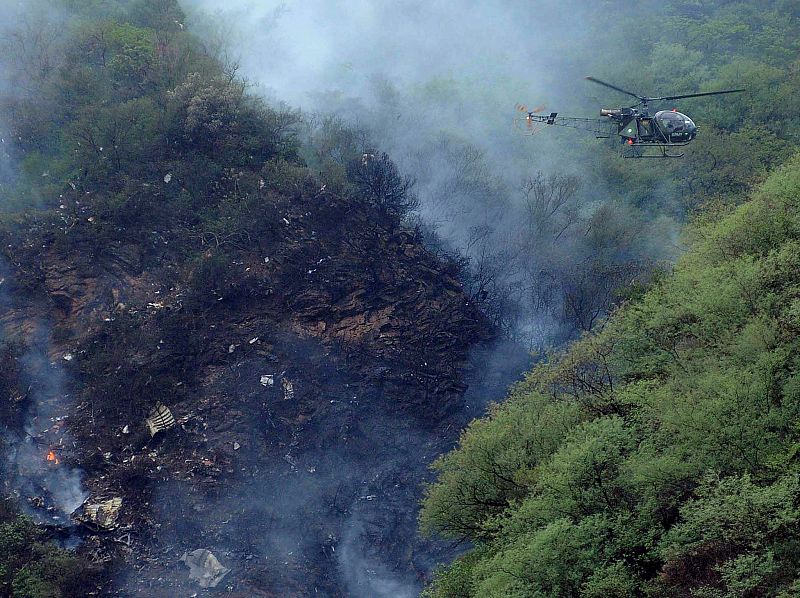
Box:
[622,143,687,159]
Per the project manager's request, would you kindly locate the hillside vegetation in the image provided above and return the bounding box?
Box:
[420,152,800,596]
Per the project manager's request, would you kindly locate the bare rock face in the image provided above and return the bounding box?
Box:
[1,187,493,596]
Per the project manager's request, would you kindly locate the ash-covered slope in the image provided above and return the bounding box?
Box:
[1,159,491,596]
[0,3,495,595]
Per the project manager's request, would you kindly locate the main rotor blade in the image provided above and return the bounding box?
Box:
[585,76,643,100]
[652,88,746,101]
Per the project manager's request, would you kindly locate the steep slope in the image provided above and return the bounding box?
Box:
[1,165,489,597]
[420,152,800,597]
[0,4,493,596]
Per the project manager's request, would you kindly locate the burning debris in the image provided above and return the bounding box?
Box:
[146,403,176,437]
[180,549,231,589]
[46,449,61,465]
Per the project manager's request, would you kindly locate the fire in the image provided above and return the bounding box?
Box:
[46,450,60,465]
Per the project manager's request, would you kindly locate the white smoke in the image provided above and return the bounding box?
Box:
[0,263,87,522]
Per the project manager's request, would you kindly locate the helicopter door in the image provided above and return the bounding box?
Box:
[638,118,654,140]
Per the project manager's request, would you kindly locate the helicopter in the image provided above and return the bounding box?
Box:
[517,77,746,158]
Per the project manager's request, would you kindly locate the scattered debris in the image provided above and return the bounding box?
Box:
[78,497,123,530]
[260,374,274,387]
[145,403,176,437]
[180,549,230,589]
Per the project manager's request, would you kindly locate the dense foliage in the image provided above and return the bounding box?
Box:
[0,500,99,598]
[420,152,800,596]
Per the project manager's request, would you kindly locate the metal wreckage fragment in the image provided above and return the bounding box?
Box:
[180,549,231,588]
[145,403,176,437]
[76,497,123,530]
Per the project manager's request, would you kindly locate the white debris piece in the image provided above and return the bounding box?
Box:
[180,549,230,589]
[260,374,274,387]
[249,337,259,344]
[233,442,240,451]
[228,344,236,354]
[282,378,295,401]
[145,403,176,437]
[163,173,173,183]
[122,425,130,434]
[63,353,74,362]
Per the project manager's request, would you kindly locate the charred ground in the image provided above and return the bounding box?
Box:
[0,3,498,595]
[2,162,491,596]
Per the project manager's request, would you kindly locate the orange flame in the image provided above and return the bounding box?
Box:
[46,450,60,465]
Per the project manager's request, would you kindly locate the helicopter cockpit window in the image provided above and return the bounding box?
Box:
[658,111,685,132]
[655,110,697,142]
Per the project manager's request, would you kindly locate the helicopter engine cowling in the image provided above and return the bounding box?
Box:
[654,110,697,143]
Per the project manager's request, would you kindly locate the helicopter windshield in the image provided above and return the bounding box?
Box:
[654,110,697,142]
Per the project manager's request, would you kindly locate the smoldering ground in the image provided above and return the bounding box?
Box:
[0,265,87,525]
[109,332,473,597]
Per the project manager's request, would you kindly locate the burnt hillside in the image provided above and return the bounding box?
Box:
[0,3,494,596]
[1,161,490,596]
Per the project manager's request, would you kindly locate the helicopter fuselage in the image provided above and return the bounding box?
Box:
[603,108,697,146]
